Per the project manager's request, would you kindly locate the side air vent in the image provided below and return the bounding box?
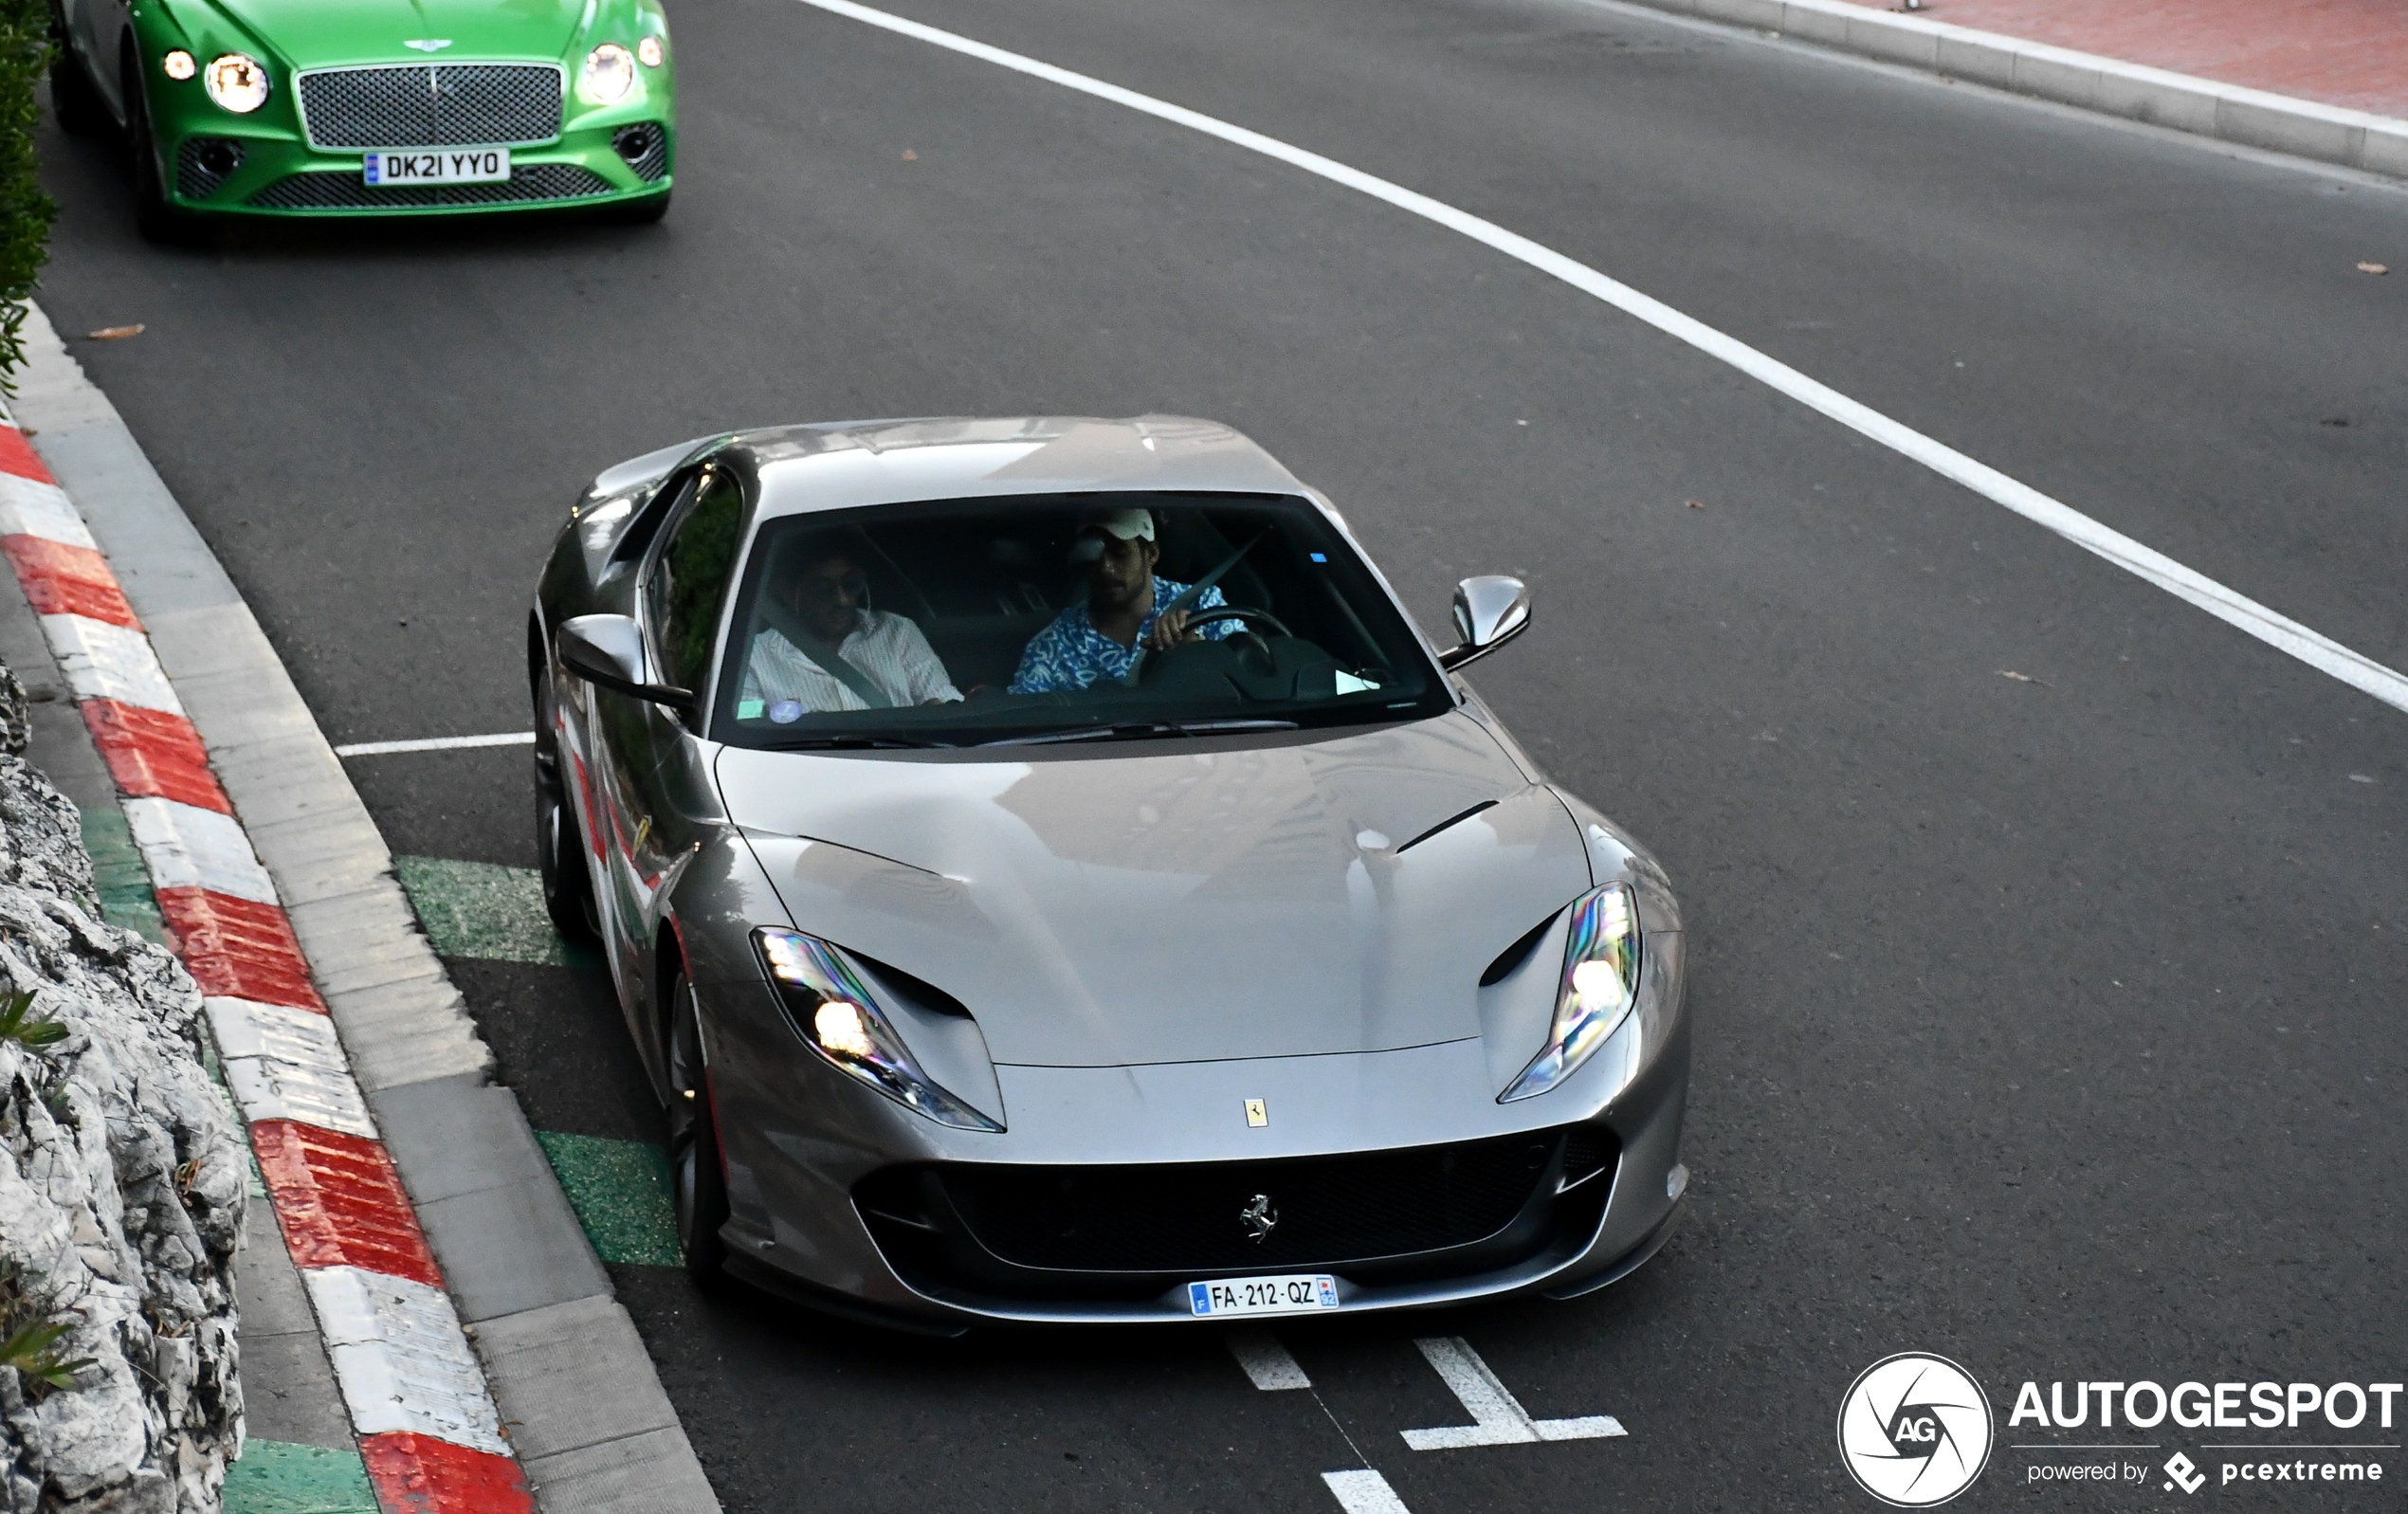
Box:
[1560,1125,1618,1192]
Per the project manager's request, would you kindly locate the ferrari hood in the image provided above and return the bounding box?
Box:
[721,714,1594,1067]
[205,0,584,69]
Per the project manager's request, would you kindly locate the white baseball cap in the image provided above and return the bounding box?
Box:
[1077,506,1155,541]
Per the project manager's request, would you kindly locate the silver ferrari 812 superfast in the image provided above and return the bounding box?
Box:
[530,415,1690,1329]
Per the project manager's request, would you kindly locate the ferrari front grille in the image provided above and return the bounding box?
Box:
[922,1130,1569,1273]
[295,64,564,150]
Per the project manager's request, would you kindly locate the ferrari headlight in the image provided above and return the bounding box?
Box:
[1501,884,1639,1103]
[204,54,269,114]
[580,43,637,103]
[754,928,1001,1131]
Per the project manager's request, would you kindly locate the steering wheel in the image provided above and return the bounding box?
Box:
[1175,606,1292,639]
[1130,606,1295,685]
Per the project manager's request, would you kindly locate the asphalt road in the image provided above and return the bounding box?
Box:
[33,0,2408,1508]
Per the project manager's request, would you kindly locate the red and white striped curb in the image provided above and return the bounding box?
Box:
[0,418,535,1512]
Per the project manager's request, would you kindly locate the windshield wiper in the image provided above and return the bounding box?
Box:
[979,719,1299,747]
[764,733,955,751]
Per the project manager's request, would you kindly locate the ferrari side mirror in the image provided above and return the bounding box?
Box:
[1437,575,1531,671]
[557,613,695,712]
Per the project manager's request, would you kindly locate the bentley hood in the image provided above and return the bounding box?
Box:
[720,714,1594,1068]
[195,0,588,70]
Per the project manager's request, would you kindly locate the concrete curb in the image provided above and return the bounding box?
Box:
[1618,0,2408,180]
[8,303,720,1514]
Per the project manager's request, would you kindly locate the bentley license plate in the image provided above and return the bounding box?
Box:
[1187,1273,1341,1317]
[364,148,511,185]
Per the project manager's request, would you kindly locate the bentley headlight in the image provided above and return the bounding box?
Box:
[755,928,1001,1131]
[204,54,269,114]
[1501,884,1639,1102]
[637,35,665,67]
[163,50,197,81]
[580,43,637,103]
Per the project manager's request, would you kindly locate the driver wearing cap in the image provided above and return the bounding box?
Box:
[1010,507,1236,694]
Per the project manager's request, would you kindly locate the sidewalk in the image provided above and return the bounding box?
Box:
[0,307,720,1514]
[1629,0,2408,180]
[1909,0,2408,119]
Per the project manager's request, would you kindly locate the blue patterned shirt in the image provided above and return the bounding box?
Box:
[1010,577,1234,693]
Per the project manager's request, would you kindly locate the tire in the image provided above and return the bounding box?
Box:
[122,55,199,244]
[666,974,731,1288]
[48,35,108,137]
[533,675,601,942]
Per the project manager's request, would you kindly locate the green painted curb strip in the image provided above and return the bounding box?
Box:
[393,855,601,968]
[79,806,168,944]
[534,1130,682,1267]
[221,1439,376,1514]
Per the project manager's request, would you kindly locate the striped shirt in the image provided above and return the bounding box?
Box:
[738,611,961,717]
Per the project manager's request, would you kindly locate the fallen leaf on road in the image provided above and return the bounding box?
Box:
[2360,262,2388,275]
[1998,669,2049,684]
[1685,499,1705,509]
[88,324,144,339]
[901,149,918,160]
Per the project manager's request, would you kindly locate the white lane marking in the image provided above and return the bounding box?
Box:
[789,0,2408,720]
[1322,1469,1413,1514]
[304,1267,512,1455]
[1224,1324,1312,1390]
[0,473,97,548]
[43,612,181,713]
[334,731,537,757]
[123,794,280,904]
[1402,1337,1626,1450]
[207,995,378,1139]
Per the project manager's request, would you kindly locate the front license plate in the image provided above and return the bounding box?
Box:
[363,148,511,185]
[1187,1273,1341,1318]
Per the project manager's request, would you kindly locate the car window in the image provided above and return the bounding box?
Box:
[710,492,1451,748]
[646,464,747,696]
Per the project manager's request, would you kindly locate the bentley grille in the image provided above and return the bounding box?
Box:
[295,64,564,150]
[246,164,614,210]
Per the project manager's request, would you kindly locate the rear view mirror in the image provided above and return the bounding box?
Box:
[1437,575,1531,671]
[557,613,694,712]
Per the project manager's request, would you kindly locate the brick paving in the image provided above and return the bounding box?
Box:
[1909,0,2408,118]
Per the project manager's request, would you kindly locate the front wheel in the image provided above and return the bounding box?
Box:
[534,675,600,941]
[666,974,730,1288]
[122,56,198,244]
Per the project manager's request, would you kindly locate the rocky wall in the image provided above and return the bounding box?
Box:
[0,660,247,1513]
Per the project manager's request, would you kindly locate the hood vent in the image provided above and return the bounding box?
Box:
[1480,910,1559,988]
[1396,798,1499,855]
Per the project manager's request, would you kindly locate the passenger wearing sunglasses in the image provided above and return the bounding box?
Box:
[740,535,961,716]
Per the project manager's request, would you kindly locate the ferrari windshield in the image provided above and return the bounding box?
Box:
[707,492,1450,747]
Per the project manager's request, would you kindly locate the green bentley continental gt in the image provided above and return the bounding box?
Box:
[53,0,674,235]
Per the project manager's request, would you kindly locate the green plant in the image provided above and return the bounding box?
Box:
[0,0,50,392]
[0,989,64,1049]
[0,1262,90,1394]
[0,1318,87,1389]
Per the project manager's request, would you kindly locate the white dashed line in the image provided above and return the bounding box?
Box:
[1402,1337,1625,1450]
[333,731,537,757]
[788,0,2408,721]
[1322,1469,1414,1514]
[1224,1325,1313,1391]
